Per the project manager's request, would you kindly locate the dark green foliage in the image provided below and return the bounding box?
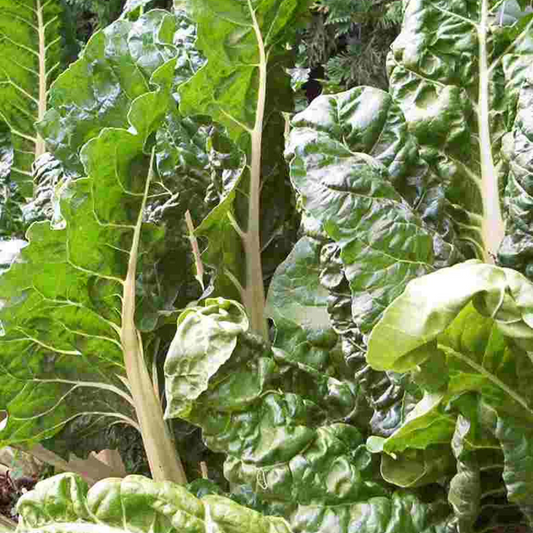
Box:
[294,0,402,92]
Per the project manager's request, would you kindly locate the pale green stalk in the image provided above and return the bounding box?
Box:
[242,0,268,340]
[121,150,187,484]
[35,0,47,160]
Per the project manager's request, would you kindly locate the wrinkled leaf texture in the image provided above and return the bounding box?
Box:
[15,473,292,533]
[178,0,306,302]
[165,295,453,533]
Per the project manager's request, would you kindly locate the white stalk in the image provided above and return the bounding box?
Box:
[477,0,505,262]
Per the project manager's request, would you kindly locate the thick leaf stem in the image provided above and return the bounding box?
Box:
[478,0,505,263]
[121,151,187,484]
[244,0,268,340]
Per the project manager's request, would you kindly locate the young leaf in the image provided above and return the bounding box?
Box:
[367,261,533,522]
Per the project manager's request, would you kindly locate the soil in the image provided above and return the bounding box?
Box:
[0,471,38,524]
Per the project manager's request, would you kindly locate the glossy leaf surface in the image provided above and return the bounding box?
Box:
[286,87,458,333]
[37,9,201,177]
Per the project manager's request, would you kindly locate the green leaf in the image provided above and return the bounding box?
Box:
[366,261,533,520]
[0,55,176,454]
[378,446,455,488]
[179,0,310,151]
[37,9,197,177]
[266,235,373,424]
[286,87,458,333]
[499,69,533,276]
[165,298,457,532]
[266,236,341,373]
[15,473,292,533]
[164,298,249,419]
[387,0,533,260]
[179,0,311,338]
[289,492,451,533]
[0,0,66,195]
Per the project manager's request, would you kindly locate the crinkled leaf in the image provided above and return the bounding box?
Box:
[318,239,412,438]
[37,9,197,177]
[165,297,456,532]
[0,0,65,195]
[387,0,533,261]
[15,473,291,533]
[286,87,458,333]
[499,68,533,276]
[22,152,68,230]
[179,0,311,150]
[266,236,342,374]
[289,492,451,533]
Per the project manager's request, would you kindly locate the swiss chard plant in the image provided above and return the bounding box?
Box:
[3,0,533,532]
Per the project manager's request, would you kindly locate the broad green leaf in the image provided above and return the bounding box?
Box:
[266,236,342,374]
[179,0,310,151]
[367,261,533,521]
[266,235,373,425]
[318,238,414,438]
[165,298,456,532]
[15,473,292,533]
[0,0,65,195]
[286,87,458,333]
[0,58,177,456]
[179,0,310,337]
[289,492,451,533]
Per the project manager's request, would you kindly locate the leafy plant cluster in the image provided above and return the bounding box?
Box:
[1,0,533,532]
